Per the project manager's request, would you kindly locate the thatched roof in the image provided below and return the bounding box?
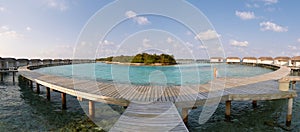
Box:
[226,57,240,60]
[258,57,273,61]
[43,59,53,61]
[3,58,16,61]
[291,56,300,61]
[242,57,257,60]
[17,59,29,61]
[30,59,41,62]
[210,57,224,59]
[274,56,290,61]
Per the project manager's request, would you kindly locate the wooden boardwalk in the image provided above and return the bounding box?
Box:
[18,64,298,131]
[110,102,188,132]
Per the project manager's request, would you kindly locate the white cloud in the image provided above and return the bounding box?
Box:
[26,27,32,31]
[142,38,151,48]
[46,0,68,11]
[125,10,136,18]
[185,42,193,48]
[125,10,150,25]
[297,38,300,43]
[100,40,114,46]
[230,40,249,47]
[166,37,174,43]
[246,3,260,8]
[198,45,207,49]
[194,29,221,41]
[0,7,5,12]
[288,45,297,50]
[263,0,278,5]
[235,11,256,20]
[260,21,288,32]
[0,25,23,39]
[1,26,9,30]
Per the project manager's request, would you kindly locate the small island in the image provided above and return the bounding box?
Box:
[96,53,177,66]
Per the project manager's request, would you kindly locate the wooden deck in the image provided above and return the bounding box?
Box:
[110,102,188,132]
[18,64,298,131]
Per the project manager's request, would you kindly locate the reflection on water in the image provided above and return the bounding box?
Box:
[0,75,122,131]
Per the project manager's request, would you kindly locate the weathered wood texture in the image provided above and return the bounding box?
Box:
[18,65,296,108]
[110,102,188,132]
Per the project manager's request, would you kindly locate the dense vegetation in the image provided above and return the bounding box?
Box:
[96,53,177,65]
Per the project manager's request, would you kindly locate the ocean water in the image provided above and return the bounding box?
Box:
[36,63,274,85]
[0,63,299,131]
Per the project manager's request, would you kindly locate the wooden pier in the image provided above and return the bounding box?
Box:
[16,63,299,131]
[0,69,18,84]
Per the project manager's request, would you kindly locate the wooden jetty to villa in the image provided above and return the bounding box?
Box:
[17,62,298,131]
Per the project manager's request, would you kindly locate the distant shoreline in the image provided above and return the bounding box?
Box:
[96,61,176,66]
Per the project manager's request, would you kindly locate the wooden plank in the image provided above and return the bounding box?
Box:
[110,102,188,132]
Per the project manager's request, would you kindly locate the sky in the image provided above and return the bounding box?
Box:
[0,0,300,59]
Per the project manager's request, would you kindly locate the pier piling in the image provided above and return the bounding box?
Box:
[225,101,231,121]
[89,100,95,119]
[36,83,40,94]
[46,87,50,101]
[286,98,293,127]
[252,101,257,108]
[12,72,15,84]
[30,81,33,89]
[182,108,189,124]
[213,68,218,78]
[292,81,296,90]
[1,73,3,82]
[61,93,66,110]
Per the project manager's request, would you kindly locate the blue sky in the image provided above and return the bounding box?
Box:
[0,0,299,59]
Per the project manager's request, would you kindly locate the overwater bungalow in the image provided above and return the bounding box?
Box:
[53,59,63,65]
[0,58,4,70]
[274,56,290,66]
[17,59,29,67]
[226,57,241,63]
[3,58,17,70]
[242,57,257,64]
[42,59,53,65]
[257,57,274,64]
[30,59,42,66]
[291,56,300,67]
[63,59,72,64]
[210,57,224,63]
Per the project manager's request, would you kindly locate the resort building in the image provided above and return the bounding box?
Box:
[53,59,63,65]
[242,57,257,64]
[291,56,300,67]
[0,58,3,70]
[30,59,42,66]
[63,59,72,64]
[17,59,29,67]
[3,58,17,70]
[210,57,224,63]
[226,57,241,63]
[42,59,53,65]
[257,57,274,64]
[274,56,290,66]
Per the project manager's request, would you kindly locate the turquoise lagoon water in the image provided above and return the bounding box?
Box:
[35,63,273,85]
[1,63,300,131]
